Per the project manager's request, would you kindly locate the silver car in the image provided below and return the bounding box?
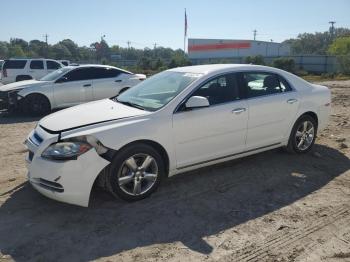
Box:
[0,64,146,114]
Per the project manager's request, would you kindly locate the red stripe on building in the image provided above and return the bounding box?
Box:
[188,42,251,52]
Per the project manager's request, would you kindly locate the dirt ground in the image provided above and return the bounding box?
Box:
[0,81,349,262]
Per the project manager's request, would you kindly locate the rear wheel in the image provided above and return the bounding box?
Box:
[21,94,51,116]
[106,143,165,201]
[286,115,317,154]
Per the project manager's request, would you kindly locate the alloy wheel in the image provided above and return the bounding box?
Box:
[295,120,315,151]
[117,153,159,196]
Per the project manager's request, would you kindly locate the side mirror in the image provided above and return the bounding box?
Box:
[55,76,68,83]
[185,96,209,109]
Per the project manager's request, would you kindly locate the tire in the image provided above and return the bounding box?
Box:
[106,143,165,201]
[286,115,317,154]
[21,94,51,116]
[16,75,32,82]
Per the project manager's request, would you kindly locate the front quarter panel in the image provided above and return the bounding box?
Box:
[18,83,54,105]
[60,112,176,172]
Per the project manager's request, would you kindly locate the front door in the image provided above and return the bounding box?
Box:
[173,73,248,169]
[53,67,94,107]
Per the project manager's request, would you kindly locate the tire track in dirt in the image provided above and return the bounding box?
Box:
[218,204,350,261]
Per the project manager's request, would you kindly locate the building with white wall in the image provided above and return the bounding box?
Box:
[188,38,290,60]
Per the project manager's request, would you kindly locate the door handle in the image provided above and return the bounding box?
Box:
[115,79,122,82]
[232,108,246,114]
[83,84,91,87]
[287,98,298,104]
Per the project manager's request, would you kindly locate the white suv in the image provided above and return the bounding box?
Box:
[1,59,64,84]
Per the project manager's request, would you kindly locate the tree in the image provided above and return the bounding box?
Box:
[51,43,72,60]
[0,42,9,58]
[29,40,47,57]
[245,55,265,65]
[59,39,80,60]
[8,45,25,57]
[328,37,350,74]
[286,27,350,55]
[272,57,295,72]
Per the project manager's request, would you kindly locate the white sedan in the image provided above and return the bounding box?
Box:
[24,64,331,207]
[0,64,145,114]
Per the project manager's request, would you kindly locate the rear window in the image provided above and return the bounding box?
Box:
[47,60,61,70]
[3,60,27,69]
[30,60,44,69]
[92,67,123,79]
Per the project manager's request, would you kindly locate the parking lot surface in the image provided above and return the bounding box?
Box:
[0,81,349,262]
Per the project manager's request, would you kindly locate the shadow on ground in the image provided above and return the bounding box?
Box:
[0,144,349,261]
[0,111,41,124]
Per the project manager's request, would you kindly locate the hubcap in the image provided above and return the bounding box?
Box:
[295,120,315,151]
[117,154,158,196]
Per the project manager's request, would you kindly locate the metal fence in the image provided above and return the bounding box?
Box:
[190,55,341,73]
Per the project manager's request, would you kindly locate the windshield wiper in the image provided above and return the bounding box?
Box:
[115,99,146,111]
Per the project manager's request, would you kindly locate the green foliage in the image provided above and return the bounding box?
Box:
[328,37,350,55]
[272,57,295,72]
[245,55,265,65]
[286,27,350,55]
[8,45,25,58]
[328,37,350,74]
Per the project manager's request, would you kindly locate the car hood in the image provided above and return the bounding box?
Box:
[0,80,50,92]
[39,99,150,132]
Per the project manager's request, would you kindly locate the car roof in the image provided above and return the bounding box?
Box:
[168,64,279,75]
[64,64,133,74]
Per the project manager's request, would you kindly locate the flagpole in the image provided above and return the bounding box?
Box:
[184,8,186,53]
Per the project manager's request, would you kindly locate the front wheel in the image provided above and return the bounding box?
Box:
[286,115,317,154]
[106,143,165,201]
[21,94,51,116]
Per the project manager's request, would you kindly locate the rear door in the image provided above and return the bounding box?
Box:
[239,72,299,150]
[92,67,124,100]
[53,67,94,107]
[29,60,46,79]
[46,60,62,74]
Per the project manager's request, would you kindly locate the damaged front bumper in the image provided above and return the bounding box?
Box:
[25,125,110,207]
[0,90,22,111]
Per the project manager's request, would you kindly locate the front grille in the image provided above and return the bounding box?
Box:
[32,178,64,193]
[0,91,9,110]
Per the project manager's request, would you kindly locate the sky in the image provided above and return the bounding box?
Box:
[1,0,350,49]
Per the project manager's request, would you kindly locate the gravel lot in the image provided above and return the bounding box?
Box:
[0,80,349,262]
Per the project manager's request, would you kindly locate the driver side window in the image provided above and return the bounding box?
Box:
[62,68,95,82]
[191,73,240,106]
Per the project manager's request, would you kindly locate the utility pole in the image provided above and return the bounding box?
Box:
[43,34,49,58]
[127,41,131,49]
[329,21,336,39]
[153,43,157,49]
[43,34,49,45]
[253,30,257,41]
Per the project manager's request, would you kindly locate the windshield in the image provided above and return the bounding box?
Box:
[40,67,72,81]
[116,71,202,111]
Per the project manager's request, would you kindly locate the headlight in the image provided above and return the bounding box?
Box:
[41,135,108,161]
[41,141,92,160]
